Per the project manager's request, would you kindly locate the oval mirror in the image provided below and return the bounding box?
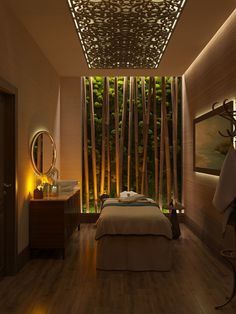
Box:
[30,131,56,176]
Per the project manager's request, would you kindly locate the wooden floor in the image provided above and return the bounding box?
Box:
[0,224,236,314]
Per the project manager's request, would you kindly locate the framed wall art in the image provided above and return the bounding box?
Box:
[193,101,234,175]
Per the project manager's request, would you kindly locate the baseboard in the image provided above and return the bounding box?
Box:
[17,245,30,271]
[80,213,100,223]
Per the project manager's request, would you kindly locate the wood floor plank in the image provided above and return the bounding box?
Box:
[0,224,235,314]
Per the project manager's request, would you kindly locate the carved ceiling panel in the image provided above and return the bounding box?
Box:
[67,0,186,69]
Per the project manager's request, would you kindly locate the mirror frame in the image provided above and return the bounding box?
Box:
[30,130,56,176]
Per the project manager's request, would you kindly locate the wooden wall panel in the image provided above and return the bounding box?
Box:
[183,10,236,251]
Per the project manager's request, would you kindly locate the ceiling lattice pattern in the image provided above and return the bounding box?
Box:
[67,0,186,69]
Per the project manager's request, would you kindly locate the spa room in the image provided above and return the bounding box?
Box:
[0,0,236,313]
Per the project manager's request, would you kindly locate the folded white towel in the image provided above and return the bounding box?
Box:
[119,191,138,198]
[56,180,78,187]
[118,194,146,203]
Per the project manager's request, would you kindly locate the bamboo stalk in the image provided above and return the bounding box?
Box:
[142,77,149,192]
[127,77,134,191]
[159,77,165,210]
[171,77,179,205]
[141,77,146,194]
[105,77,111,195]
[153,77,159,202]
[141,77,152,195]
[114,77,120,196]
[141,77,146,124]
[100,77,107,196]
[119,77,128,192]
[163,77,172,205]
[82,77,90,212]
[133,77,139,193]
[88,77,98,212]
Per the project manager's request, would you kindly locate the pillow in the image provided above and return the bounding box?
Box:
[119,191,138,198]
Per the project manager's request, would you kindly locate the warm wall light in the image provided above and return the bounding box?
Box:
[31,306,47,314]
[26,170,35,196]
[67,0,186,68]
[41,175,49,184]
[195,172,219,180]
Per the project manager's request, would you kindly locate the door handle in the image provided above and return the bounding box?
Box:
[3,183,12,188]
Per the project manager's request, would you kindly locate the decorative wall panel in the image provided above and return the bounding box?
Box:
[67,0,186,68]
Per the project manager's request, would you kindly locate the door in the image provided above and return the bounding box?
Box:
[0,93,5,276]
[0,90,16,277]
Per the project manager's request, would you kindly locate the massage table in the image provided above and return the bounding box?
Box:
[95,198,172,271]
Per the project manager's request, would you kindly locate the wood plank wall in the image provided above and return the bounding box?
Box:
[182,10,236,252]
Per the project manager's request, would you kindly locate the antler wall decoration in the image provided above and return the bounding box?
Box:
[212,99,236,138]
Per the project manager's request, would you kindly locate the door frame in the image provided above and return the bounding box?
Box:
[0,77,18,275]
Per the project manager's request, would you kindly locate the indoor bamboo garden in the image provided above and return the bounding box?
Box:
[82,76,181,213]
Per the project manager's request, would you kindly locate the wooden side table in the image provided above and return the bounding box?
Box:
[29,189,80,259]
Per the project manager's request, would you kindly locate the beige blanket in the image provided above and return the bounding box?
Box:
[95,199,172,240]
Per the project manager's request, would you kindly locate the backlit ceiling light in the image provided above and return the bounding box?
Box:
[67,0,187,69]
